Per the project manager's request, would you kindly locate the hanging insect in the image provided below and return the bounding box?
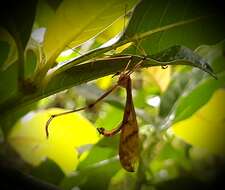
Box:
[97,66,139,172]
[45,58,144,172]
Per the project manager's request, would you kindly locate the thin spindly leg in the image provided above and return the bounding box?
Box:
[45,84,119,138]
[97,122,125,137]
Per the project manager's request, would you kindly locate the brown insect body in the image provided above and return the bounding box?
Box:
[118,74,139,172]
[98,73,139,172]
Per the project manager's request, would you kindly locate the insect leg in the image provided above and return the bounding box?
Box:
[45,84,119,138]
[97,122,124,137]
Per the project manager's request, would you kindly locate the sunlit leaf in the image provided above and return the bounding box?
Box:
[96,75,113,90]
[145,66,171,92]
[8,108,99,174]
[172,89,225,156]
[75,15,127,49]
[40,0,137,65]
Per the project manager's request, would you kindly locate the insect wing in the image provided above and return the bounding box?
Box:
[119,105,139,172]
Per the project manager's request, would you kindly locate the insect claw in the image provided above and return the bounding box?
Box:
[161,65,168,69]
[97,127,105,135]
[45,114,56,138]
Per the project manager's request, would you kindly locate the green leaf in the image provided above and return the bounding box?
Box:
[35,0,56,28]
[150,142,191,174]
[120,0,225,55]
[174,72,225,123]
[30,159,64,185]
[0,27,18,69]
[60,157,120,190]
[78,135,119,170]
[159,72,191,118]
[150,45,216,77]
[159,41,225,127]
[40,0,138,67]
[0,41,10,67]
[43,45,215,97]
[0,64,18,105]
[196,41,225,74]
[0,29,19,105]
[24,49,37,78]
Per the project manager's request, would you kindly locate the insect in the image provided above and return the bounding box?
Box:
[45,4,152,172]
[97,62,139,172]
[45,57,144,172]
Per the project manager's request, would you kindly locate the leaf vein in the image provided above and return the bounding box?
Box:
[132,14,216,42]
